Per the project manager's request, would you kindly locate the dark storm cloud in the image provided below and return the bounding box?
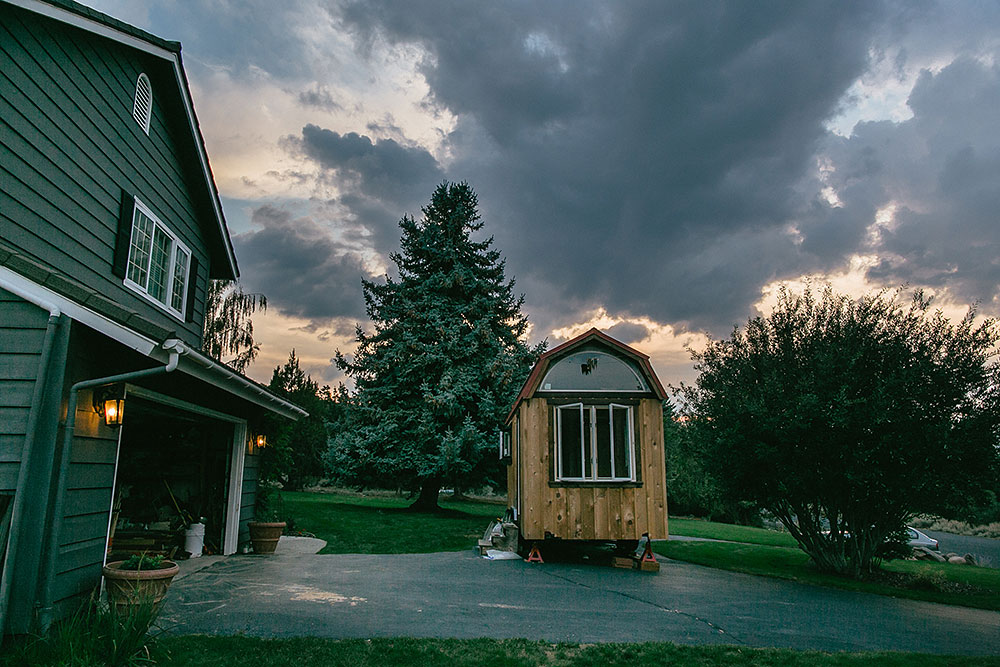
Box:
[339,0,889,334]
[298,84,344,112]
[823,57,1000,307]
[233,205,370,325]
[602,322,649,346]
[297,125,443,203]
[287,124,447,275]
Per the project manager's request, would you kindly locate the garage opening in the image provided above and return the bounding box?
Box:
[107,396,238,561]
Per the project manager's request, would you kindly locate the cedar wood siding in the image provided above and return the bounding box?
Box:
[511,397,668,542]
[0,3,209,348]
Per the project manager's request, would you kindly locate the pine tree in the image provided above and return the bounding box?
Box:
[332,182,543,510]
[266,350,334,491]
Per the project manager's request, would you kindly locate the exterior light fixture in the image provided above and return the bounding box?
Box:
[102,398,124,426]
[248,432,267,454]
[93,386,125,427]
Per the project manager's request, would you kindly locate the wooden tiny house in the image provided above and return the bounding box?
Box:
[504,329,668,544]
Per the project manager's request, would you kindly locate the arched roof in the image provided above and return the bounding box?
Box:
[505,328,667,424]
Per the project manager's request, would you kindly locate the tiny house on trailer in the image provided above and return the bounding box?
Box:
[502,329,668,549]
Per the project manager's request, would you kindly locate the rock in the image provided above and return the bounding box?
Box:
[948,555,967,565]
[912,546,945,562]
[963,553,978,566]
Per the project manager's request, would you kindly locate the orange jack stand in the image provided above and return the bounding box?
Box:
[525,543,544,563]
[638,537,660,572]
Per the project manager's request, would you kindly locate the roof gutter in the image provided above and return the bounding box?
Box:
[36,339,184,630]
[174,345,308,418]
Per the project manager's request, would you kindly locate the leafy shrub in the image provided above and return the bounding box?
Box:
[119,553,167,571]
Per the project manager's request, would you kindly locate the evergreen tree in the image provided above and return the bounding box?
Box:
[332,182,543,510]
[266,350,334,491]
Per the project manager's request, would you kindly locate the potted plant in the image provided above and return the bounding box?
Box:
[102,553,179,613]
[247,485,286,554]
[247,520,286,554]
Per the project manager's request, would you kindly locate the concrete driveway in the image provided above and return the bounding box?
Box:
[160,539,999,656]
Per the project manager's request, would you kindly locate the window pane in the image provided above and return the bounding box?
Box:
[583,407,593,478]
[148,226,171,303]
[612,406,631,478]
[559,405,583,478]
[540,349,649,392]
[171,248,189,312]
[595,406,612,478]
[127,210,153,287]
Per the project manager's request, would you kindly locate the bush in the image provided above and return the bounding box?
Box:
[1,594,160,667]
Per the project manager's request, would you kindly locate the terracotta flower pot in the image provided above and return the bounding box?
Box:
[248,521,286,554]
[102,560,179,613]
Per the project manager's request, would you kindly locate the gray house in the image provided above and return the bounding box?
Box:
[0,0,305,634]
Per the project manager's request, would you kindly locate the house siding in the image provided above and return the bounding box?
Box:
[0,3,210,348]
[47,330,123,614]
[0,289,47,493]
[240,453,259,547]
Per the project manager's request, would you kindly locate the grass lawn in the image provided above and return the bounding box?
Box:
[654,539,1000,611]
[669,517,798,547]
[145,636,1000,666]
[279,490,504,554]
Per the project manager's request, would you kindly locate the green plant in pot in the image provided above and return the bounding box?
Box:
[247,486,286,554]
[102,553,179,615]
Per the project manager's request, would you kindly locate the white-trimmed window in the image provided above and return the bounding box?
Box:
[124,198,190,319]
[555,403,635,482]
[133,73,152,134]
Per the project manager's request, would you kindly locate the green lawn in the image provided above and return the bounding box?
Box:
[669,517,798,547]
[146,636,998,666]
[656,536,1000,612]
[279,490,503,554]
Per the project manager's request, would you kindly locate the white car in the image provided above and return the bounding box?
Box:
[821,526,939,551]
[905,526,938,551]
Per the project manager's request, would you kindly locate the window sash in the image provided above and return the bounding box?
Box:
[122,198,189,319]
[556,403,634,482]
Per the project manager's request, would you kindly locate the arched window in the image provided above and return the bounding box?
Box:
[539,349,648,392]
[133,73,152,134]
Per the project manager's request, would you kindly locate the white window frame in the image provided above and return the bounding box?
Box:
[555,403,636,482]
[122,197,190,321]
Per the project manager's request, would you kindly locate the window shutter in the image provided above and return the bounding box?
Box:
[185,255,199,321]
[112,191,136,278]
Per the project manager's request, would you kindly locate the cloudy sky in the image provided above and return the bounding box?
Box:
[88,0,1000,387]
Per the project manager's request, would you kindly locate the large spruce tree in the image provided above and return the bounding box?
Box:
[332,182,542,510]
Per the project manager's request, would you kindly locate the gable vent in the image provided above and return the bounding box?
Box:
[133,73,152,134]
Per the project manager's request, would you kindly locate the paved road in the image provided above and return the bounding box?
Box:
[925,531,1000,568]
[161,541,999,656]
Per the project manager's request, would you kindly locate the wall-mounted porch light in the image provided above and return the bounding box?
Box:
[93,386,125,427]
[248,432,267,454]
